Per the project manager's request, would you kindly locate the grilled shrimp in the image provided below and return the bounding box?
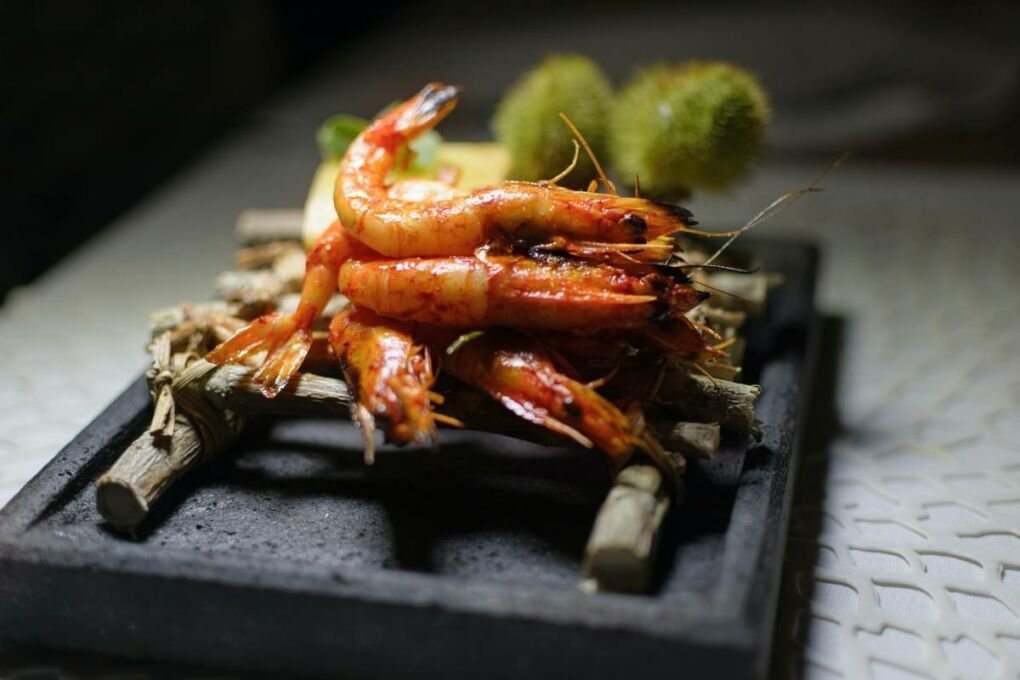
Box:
[337,254,708,345]
[208,167,474,395]
[437,330,637,468]
[206,221,374,397]
[329,308,444,462]
[334,82,699,258]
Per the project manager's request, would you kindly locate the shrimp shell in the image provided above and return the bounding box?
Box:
[335,82,698,258]
[438,330,636,466]
[337,254,707,338]
[329,308,438,460]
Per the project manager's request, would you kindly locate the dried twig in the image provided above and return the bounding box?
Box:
[658,371,762,439]
[195,362,349,417]
[235,241,304,270]
[149,301,263,338]
[216,270,292,304]
[235,209,303,245]
[96,359,243,531]
[660,422,720,459]
[581,419,722,593]
[582,465,671,593]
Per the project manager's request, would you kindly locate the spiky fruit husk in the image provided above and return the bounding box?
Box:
[492,55,613,188]
[609,62,771,198]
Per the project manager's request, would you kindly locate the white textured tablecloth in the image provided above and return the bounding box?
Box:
[1,100,1018,679]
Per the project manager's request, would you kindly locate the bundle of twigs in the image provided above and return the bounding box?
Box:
[96,210,769,593]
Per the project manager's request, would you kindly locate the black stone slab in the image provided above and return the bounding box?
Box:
[0,240,818,679]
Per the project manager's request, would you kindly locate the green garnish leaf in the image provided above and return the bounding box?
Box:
[316,114,369,160]
[315,108,443,173]
[406,129,442,172]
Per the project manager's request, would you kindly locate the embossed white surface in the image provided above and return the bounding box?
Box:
[1,139,1018,679]
[699,167,1020,680]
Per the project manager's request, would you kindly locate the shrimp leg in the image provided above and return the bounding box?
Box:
[329,308,441,463]
[207,221,370,397]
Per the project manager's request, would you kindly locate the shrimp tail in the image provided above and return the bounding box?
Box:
[390,82,461,139]
[252,327,313,398]
[206,313,311,398]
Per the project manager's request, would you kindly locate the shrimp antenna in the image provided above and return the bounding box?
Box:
[690,279,755,306]
[558,112,617,195]
[544,140,581,186]
[586,365,620,390]
[676,263,760,274]
[634,174,642,198]
[702,152,848,266]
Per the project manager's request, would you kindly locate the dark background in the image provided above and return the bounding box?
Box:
[3,0,1019,300]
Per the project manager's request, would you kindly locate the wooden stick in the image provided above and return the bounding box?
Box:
[218,246,307,301]
[660,422,720,459]
[693,306,747,336]
[658,371,762,439]
[696,271,783,315]
[96,356,244,532]
[701,355,742,381]
[215,270,292,304]
[101,357,733,529]
[582,465,672,593]
[96,411,241,531]
[192,363,601,453]
[194,361,350,417]
[235,209,303,245]
[96,358,352,532]
[94,362,599,531]
[235,241,305,270]
[149,301,257,337]
[191,364,734,485]
[581,419,721,593]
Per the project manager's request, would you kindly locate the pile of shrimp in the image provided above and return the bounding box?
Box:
[207,83,729,471]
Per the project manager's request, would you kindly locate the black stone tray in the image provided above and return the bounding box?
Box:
[0,240,818,679]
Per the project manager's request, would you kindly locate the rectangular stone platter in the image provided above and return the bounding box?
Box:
[0,240,818,679]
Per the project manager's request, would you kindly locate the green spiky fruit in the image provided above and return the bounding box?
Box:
[492,55,613,187]
[609,62,771,197]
